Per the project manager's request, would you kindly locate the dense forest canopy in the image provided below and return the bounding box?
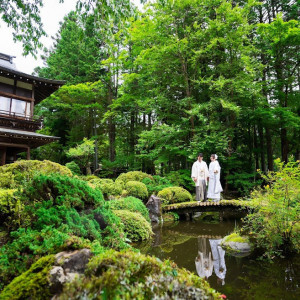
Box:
[29,0,299,195]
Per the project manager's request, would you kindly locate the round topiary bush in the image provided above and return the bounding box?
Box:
[0,160,72,188]
[88,178,123,199]
[113,210,153,241]
[125,181,148,200]
[116,171,153,188]
[157,186,192,205]
[108,197,150,222]
[58,249,220,299]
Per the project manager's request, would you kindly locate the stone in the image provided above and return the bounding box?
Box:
[49,266,66,294]
[55,249,92,273]
[146,194,162,223]
[221,233,252,257]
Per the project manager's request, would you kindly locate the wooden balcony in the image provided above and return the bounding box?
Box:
[0,110,42,132]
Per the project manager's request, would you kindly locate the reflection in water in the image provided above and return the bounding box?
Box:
[135,219,300,300]
[195,238,226,285]
[195,238,213,279]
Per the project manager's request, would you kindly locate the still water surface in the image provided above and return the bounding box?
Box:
[135,215,300,300]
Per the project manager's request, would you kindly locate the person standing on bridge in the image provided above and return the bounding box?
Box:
[207,154,223,201]
[191,153,209,202]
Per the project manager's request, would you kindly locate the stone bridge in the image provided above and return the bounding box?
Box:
[163,200,251,216]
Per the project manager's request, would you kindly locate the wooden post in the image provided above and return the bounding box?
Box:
[1,148,6,166]
[27,147,31,160]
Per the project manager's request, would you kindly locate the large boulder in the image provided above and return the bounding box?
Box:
[146,194,162,223]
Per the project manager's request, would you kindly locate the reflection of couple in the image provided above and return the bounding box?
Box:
[195,238,226,285]
[191,153,223,202]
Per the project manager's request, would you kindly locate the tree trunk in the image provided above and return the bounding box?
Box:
[265,127,274,171]
[258,123,266,172]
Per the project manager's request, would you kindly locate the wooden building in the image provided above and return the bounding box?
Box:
[0,53,65,165]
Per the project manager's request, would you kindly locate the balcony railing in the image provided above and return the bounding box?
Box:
[0,110,42,131]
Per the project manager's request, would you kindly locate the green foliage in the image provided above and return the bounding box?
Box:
[142,175,173,195]
[165,170,195,192]
[242,159,300,259]
[66,138,95,174]
[59,249,220,299]
[88,178,123,199]
[0,173,127,288]
[0,160,72,189]
[158,187,193,206]
[107,197,150,222]
[124,180,148,200]
[65,161,81,175]
[0,255,55,300]
[226,172,262,195]
[116,171,153,187]
[113,210,153,242]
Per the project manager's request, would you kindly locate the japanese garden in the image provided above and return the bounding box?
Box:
[0,0,299,299]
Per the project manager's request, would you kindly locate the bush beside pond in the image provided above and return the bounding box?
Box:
[158,186,192,205]
[108,197,150,222]
[114,210,153,241]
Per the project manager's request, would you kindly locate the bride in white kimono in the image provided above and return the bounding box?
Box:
[207,154,223,201]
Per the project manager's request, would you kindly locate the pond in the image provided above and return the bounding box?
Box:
[135,213,300,300]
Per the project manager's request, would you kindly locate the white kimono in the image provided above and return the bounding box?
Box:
[191,160,209,186]
[207,160,223,200]
[209,239,226,285]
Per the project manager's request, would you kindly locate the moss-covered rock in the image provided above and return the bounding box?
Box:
[88,178,123,199]
[114,210,153,241]
[125,180,148,200]
[0,255,55,300]
[158,186,192,206]
[221,233,252,257]
[0,160,72,188]
[116,171,153,187]
[108,197,150,222]
[58,250,220,299]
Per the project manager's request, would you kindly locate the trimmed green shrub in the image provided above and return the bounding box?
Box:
[114,210,153,241]
[108,197,150,222]
[59,250,220,299]
[125,181,148,200]
[0,255,55,300]
[88,178,123,199]
[157,186,192,205]
[116,171,153,187]
[65,161,81,175]
[142,175,173,195]
[0,160,72,189]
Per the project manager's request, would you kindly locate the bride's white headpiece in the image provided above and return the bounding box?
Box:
[215,154,218,160]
